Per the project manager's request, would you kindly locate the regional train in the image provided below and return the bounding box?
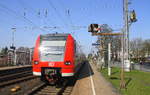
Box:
[32,33,85,84]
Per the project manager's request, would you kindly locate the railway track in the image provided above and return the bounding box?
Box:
[0,65,32,76]
[0,66,38,88]
[0,75,38,87]
[25,62,86,95]
[26,79,75,95]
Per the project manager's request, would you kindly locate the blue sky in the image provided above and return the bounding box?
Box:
[0,0,149,54]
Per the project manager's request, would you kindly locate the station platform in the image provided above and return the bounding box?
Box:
[71,61,119,95]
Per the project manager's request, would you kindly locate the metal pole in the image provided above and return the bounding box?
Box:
[14,50,17,65]
[120,28,125,88]
[108,43,111,76]
[29,49,32,65]
[12,28,16,47]
[11,28,16,65]
[124,0,130,72]
[125,0,129,60]
[120,0,127,89]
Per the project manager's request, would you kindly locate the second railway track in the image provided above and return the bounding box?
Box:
[0,65,38,88]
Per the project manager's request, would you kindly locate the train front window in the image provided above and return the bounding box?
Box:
[39,41,66,62]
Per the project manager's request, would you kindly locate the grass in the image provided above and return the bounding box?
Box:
[101,67,150,95]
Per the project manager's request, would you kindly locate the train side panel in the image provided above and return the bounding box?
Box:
[62,34,75,77]
[32,36,41,76]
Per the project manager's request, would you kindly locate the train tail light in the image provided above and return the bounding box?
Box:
[65,61,71,65]
[34,61,39,65]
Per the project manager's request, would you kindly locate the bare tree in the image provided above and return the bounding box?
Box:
[111,36,122,61]
[129,38,150,62]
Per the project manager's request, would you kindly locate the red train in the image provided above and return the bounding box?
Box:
[32,33,85,84]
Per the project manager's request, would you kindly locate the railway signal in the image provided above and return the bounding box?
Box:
[88,24,123,36]
[10,46,16,50]
[88,24,100,33]
[130,10,137,23]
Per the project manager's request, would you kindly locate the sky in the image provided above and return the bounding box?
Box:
[0,0,150,55]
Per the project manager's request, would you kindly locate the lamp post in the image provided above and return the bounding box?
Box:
[11,27,16,66]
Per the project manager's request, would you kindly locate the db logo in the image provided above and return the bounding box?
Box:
[48,62,55,67]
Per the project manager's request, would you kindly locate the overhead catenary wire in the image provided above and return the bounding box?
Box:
[0,2,48,33]
[0,7,14,23]
[42,9,65,33]
[56,0,76,35]
[46,0,70,29]
[0,3,34,25]
[57,0,74,25]
[17,0,56,33]
[17,0,37,12]
[56,0,88,42]
[17,0,41,27]
[18,0,80,34]
[18,0,61,33]
[46,0,86,51]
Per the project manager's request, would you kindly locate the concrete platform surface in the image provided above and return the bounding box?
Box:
[71,61,119,95]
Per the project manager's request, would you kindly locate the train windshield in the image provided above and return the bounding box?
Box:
[39,40,66,62]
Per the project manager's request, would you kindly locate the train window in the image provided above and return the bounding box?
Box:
[39,40,66,62]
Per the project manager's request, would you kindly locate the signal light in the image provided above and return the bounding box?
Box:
[10,46,16,50]
[88,24,99,33]
[130,10,137,22]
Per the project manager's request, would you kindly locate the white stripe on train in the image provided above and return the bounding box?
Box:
[33,72,41,76]
[33,72,74,77]
[62,73,74,77]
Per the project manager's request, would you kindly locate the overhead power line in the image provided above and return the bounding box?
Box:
[46,0,69,27]
[17,0,59,32]
[0,3,48,32]
[17,0,37,13]
[57,0,74,25]
[56,0,76,35]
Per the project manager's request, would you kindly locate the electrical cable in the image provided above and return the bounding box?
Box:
[47,0,70,28]
[0,2,48,33]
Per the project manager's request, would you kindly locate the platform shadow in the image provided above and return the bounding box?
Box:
[77,61,94,80]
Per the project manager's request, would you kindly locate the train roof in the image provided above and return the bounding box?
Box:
[40,33,71,41]
[41,33,70,37]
